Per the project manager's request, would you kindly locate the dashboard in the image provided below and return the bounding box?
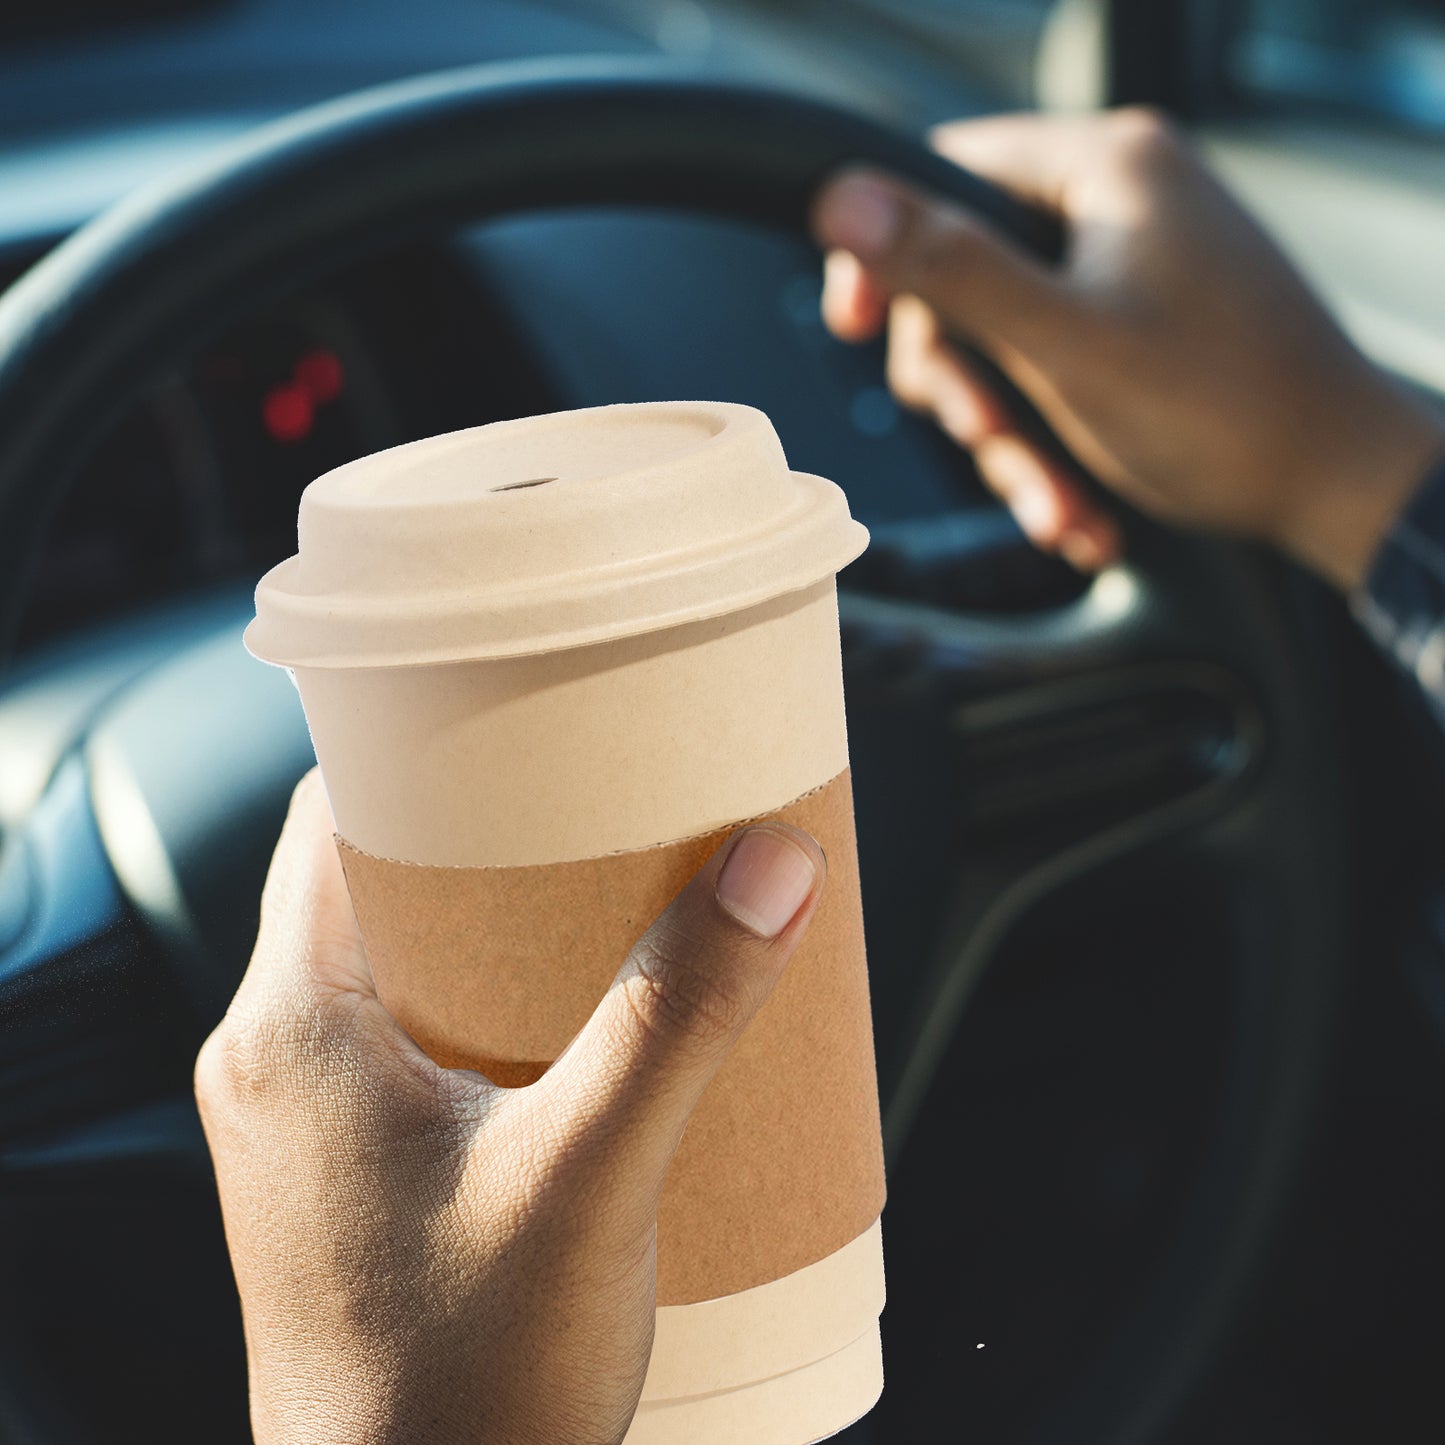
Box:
[13,241,551,648]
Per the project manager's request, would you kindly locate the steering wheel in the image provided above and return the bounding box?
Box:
[0,60,1349,1445]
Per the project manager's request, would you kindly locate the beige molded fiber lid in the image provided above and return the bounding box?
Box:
[245,401,869,669]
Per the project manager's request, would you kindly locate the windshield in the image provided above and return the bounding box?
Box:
[1232,0,1445,134]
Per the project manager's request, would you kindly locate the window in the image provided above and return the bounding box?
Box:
[1231,0,1445,134]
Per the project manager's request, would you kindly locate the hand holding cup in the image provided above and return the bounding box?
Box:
[196,769,826,1445]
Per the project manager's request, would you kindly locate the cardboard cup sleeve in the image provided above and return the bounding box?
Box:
[337,765,886,1306]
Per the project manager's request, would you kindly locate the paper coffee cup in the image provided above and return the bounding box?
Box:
[246,401,887,1441]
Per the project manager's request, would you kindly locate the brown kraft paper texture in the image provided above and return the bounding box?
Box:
[337,767,886,1306]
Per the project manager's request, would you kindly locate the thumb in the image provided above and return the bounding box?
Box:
[812,165,1079,352]
[541,822,825,1182]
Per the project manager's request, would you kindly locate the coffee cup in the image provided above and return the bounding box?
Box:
[246,401,887,1443]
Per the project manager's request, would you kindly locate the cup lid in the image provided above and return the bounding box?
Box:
[244,401,869,669]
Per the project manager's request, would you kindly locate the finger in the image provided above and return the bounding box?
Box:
[541,822,825,1179]
[974,433,1121,570]
[879,294,1119,568]
[880,297,1115,566]
[811,166,1086,353]
[885,295,1011,443]
[821,249,889,342]
[235,768,375,1007]
[200,769,377,1089]
[197,769,453,1128]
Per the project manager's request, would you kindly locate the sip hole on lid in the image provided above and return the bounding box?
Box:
[492,476,557,492]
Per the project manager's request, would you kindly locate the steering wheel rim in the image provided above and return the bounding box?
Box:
[0,59,1350,1445]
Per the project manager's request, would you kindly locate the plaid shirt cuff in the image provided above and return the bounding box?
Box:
[1354,450,1445,716]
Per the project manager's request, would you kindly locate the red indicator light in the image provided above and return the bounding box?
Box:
[295,347,344,404]
[262,383,314,443]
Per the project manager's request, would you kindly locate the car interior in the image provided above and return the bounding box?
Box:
[2,1,1444,1442]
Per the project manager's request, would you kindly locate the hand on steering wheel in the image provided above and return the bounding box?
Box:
[814,108,1445,590]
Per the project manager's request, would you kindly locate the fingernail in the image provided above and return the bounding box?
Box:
[1012,482,1058,541]
[815,172,903,260]
[716,827,819,939]
[1058,529,1104,571]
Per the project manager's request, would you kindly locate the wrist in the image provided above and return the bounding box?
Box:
[248,1355,428,1445]
[1281,378,1445,591]
[253,1394,444,1445]
[250,1361,546,1445]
